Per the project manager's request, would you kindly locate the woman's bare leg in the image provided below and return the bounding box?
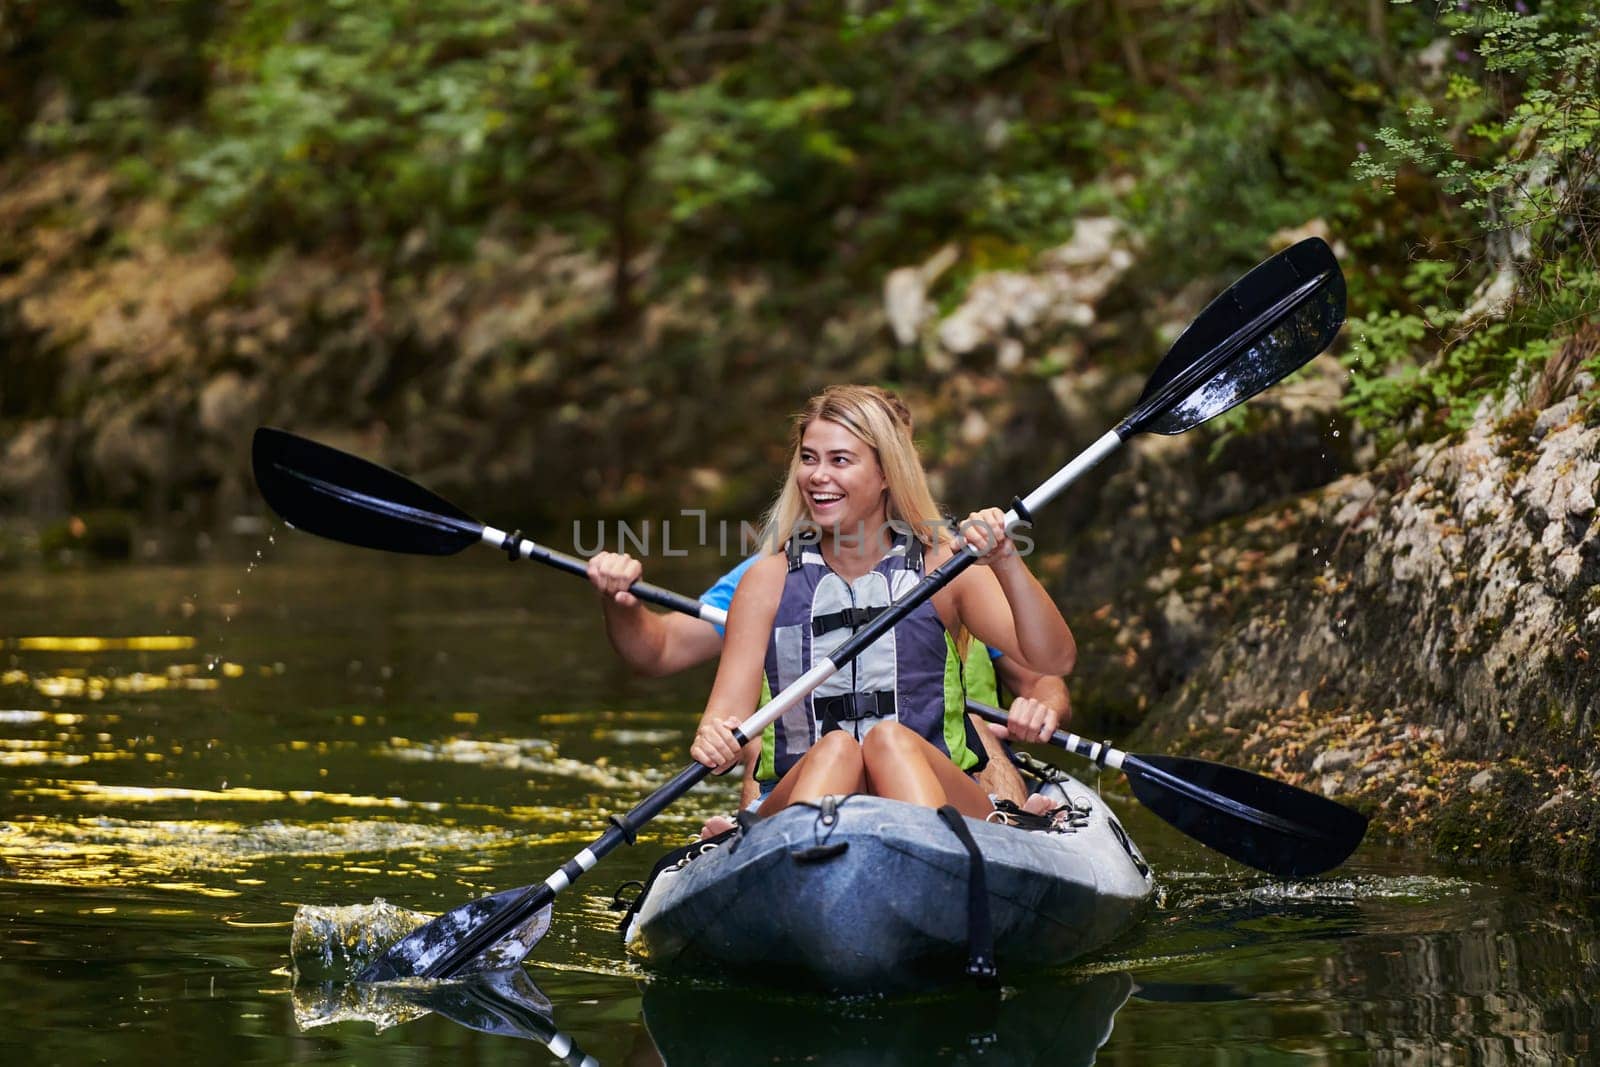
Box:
[860,722,994,819]
[761,730,865,813]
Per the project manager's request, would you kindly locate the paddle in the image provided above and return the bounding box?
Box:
[358,236,1348,981]
[966,700,1365,877]
[251,427,725,627]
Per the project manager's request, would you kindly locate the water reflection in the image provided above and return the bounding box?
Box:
[294,968,598,1065]
[1332,900,1600,1065]
[291,967,1134,1067]
[641,971,1133,1066]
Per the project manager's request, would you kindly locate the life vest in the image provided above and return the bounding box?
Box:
[755,530,986,782]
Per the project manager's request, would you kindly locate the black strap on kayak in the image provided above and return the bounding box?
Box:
[935,804,997,986]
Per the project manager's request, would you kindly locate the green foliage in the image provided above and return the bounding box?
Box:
[4,0,1595,442]
[1344,1,1600,437]
[655,82,857,220]
[177,0,596,250]
[4,0,216,151]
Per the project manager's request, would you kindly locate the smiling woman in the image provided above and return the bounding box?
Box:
[690,384,1077,820]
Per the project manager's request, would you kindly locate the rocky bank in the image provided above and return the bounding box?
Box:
[1116,347,1600,888]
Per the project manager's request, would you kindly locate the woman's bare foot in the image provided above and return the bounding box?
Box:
[698,814,737,839]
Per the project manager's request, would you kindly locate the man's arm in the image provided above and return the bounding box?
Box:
[588,551,725,676]
[604,607,726,677]
[992,656,1070,741]
[971,656,1071,804]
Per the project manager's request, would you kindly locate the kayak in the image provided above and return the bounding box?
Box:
[621,773,1155,992]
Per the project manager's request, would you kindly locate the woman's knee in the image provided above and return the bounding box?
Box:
[795,729,864,776]
[810,729,863,760]
[860,721,921,765]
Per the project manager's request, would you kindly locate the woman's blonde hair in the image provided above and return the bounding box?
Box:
[757,385,948,552]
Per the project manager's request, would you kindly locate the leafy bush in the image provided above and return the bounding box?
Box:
[1346,1,1600,432]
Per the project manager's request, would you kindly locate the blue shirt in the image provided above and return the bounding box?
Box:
[700,554,761,636]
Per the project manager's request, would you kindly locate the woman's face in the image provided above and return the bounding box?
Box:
[796,418,889,533]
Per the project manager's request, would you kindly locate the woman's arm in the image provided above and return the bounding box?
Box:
[689,554,786,772]
[943,508,1076,677]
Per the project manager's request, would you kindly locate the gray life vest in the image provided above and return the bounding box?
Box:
[756,529,981,782]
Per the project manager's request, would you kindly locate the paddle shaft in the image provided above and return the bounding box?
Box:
[483,524,725,626]
[966,699,1124,771]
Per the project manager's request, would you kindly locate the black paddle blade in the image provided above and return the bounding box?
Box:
[358,884,552,982]
[1124,752,1367,877]
[252,427,482,556]
[1128,237,1346,436]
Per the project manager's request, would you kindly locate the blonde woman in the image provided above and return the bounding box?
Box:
[690,385,1075,819]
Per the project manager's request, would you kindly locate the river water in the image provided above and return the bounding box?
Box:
[2,541,1598,1065]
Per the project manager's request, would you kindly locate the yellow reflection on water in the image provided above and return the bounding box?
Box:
[43,779,447,810]
[0,750,91,767]
[6,669,223,700]
[382,735,667,790]
[150,882,242,898]
[11,635,197,652]
[0,813,519,890]
[0,709,82,725]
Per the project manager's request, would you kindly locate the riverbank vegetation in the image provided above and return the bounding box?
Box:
[2,0,1594,537]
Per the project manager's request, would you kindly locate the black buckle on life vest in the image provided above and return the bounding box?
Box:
[816,690,895,726]
[786,525,822,572]
[811,606,887,636]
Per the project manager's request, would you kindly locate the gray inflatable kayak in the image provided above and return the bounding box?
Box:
[622,774,1155,992]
